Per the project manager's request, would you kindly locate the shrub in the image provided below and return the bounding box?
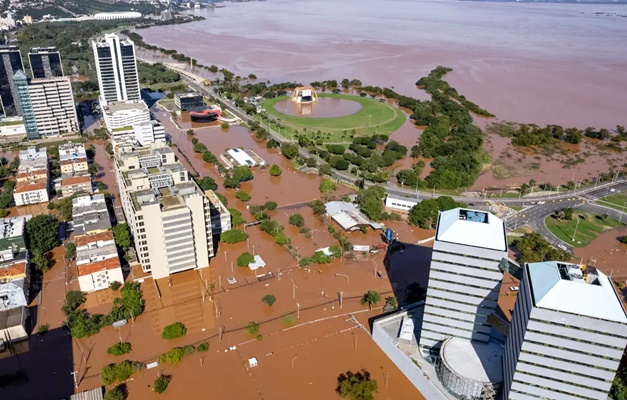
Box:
[319,178,337,193]
[237,252,255,267]
[269,164,282,176]
[198,342,209,352]
[162,322,187,339]
[47,202,56,210]
[282,313,296,325]
[220,230,248,244]
[289,214,305,227]
[183,345,196,356]
[36,323,49,335]
[221,122,230,129]
[235,190,251,202]
[309,199,326,215]
[100,361,144,385]
[245,321,260,336]
[261,294,276,306]
[159,347,185,364]
[104,386,127,400]
[109,281,122,291]
[154,374,172,394]
[619,235,627,244]
[107,342,132,356]
[263,201,277,211]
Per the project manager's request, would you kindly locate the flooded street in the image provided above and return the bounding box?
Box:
[273,97,362,117]
[139,0,627,128]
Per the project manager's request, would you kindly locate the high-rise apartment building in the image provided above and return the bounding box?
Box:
[92,34,140,104]
[28,47,63,79]
[0,45,24,117]
[419,208,508,350]
[114,142,230,279]
[502,261,627,400]
[14,72,79,139]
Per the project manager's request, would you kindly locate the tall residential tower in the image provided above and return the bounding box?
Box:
[502,261,627,400]
[0,45,24,116]
[28,47,64,79]
[419,208,508,350]
[92,34,140,104]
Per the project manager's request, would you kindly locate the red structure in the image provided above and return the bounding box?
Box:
[189,108,221,123]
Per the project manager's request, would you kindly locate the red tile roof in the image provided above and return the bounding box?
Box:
[77,257,121,277]
[75,231,114,247]
[0,261,27,278]
[14,180,47,193]
[60,158,87,166]
[61,175,91,186]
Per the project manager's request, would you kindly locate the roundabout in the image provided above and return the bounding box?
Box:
[262,93,406,142]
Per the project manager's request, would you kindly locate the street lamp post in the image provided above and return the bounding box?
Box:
[571,219,581,243]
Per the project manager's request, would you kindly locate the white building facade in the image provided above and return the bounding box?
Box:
[92,34,140,105]
[114,142,230,279]
[103,100,150,131]
[419,208,508,350]
[502,261,627,400]
[27,76,79,136]
[385,194,418,212]
[75,231,123,292]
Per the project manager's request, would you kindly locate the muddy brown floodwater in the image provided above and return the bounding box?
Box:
[139,0,627,128]
[273,97,362,118]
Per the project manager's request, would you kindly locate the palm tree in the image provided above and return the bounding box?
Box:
[361,290,381,311]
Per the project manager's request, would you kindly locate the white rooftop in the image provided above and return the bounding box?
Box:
[0,216,27,239]
[0,278,28,311]
[440,338,504,383]
[325,201,373,231]
[248,255,266,271]
[227,148,257,167]
[527,261,627,323]
[436,208,507,251]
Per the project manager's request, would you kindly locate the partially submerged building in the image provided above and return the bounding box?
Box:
[325,201,380,232]
[72,194,111,237]
[75,231,122,292]
[220,148,266,169]
[114,141,230,279]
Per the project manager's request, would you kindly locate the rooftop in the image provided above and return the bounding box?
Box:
[527,261,627,323]
[103,100,148,115]
[76,243,118,265]
[0,216,26,240]
[326,201,376,231]
[78,257,121,277]
[436,208,507,252]
[76,231,114,248]
[61,175,91,186]
[175,92,203,99]
[0,278,28,310]
[14,179,47,193]
[0,306,26,330]
[29,46,59,54]
[440,338,504,384]
[69,387,104,400]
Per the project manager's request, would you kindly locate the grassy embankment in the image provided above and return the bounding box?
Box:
[545,212,624,247]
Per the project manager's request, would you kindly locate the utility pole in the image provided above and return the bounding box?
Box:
[296,302,300,319]
[572,219,581,242]
[71,371,78,389]
[339,291,343,309]
[291,279,297,299]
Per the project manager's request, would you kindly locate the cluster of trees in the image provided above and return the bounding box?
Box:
[229,208,245,227]
[107,342,132,356]
[289,213,305,227]
[354,186,399,222]
[195,176,218,192]
[158,345,195,364]
[26,215,60,272]
[309,199,327,215]
[162,322,187,339]
[396,159,426,188]
[63,282,144,338]
[192,142,219,165]
[100,360,144,386]
[0,180,15,211]
[408,196,465,229]
[137,62,180,86]
[237,251,255,267]
[259,218,290,246]
[512,233,572,263]
[235,190,251,202]
[336,369,378,400]
[224,166,254,189]
[299,246,342,267]
[221,229,248,244]
[248,201,278,221]
[154,374,172,394]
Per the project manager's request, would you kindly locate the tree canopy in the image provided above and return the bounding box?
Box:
[408,196,464,229]
[112,223,132,251]
[336,369,378,400]
[221,229,248,244]
[356,186,386,221]
[269,164,282,176]
[26,214,60,255]
[195,176,217,191]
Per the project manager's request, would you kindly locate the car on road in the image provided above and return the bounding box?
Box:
[537,201,546,204]
[558,244,568,251]
[610,188,616,192]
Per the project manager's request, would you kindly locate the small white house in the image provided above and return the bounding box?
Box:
[385,194,418,212]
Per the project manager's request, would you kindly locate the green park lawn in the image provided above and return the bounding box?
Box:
[545,213,624,247]
[596,192,627,212]
[261,93,406,142]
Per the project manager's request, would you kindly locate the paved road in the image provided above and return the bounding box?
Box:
[164,68,627,253]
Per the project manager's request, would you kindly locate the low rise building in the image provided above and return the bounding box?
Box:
[0,306,28,346]
[14,146,49,206]
[72,194,111,236]
[325,201,379,232]
[114,141,229,279]
[220,148,266,169]
[0,216,27,254]
[0,117,26,142]
[175,92,204,111]
[75,231,123,292]
[111,120,166,146]
[59,142,88,175]
[102,100,150,131]
[58,175,92,198]
[385,194,418,212]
